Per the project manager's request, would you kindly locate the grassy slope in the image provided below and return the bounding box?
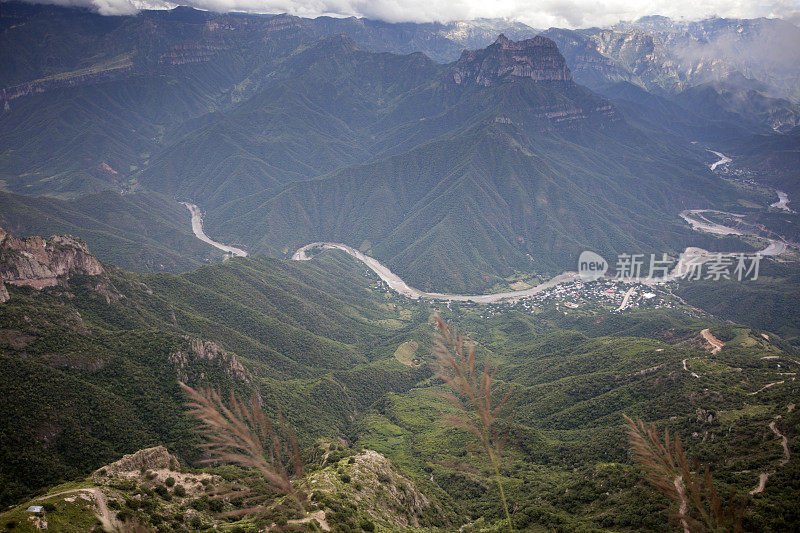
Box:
[355,307,800,530]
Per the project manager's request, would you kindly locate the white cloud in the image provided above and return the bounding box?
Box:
[21,0,800,27]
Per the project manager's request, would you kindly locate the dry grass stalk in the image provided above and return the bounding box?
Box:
[430,316,513,530]
[181,383,309,518]
[624,415,746,533]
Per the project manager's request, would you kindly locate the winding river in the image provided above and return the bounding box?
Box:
[771,190,792,212]
[182,202,248,257]
[183,150,790,303]
[293,242,580,302]
[707,149,732,171]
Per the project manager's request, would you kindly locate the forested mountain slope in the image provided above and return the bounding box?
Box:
[0,191,224,272]
[0,232,797,530]
[1,4,791,293]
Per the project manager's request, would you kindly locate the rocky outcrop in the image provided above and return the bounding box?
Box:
[169,337,250,384]
[0,227,103,293]
[95,446,179,476]
[450,34,572,86]
[309,450,439,529]
[1,66,132,111]
[158,44,226,65]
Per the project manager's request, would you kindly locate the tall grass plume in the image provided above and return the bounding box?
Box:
[430,316,513,530]
[625,415,746,533]
[181,383,309,519]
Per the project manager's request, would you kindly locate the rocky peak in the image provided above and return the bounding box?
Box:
[0,227,103,299]
[309,449,440,529]
[169,336,251,384]
[93,446,179,477]
[450,34,572,86]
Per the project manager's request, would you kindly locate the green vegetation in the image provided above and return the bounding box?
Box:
[626,416,746,531]
[0,250,427,506]
[1,3,772,293]
[677,261,800,345]
[0,241,797,530]
[1,6,798,530]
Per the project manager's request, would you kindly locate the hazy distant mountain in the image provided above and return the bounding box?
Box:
[543,16,800,132]
[620,16,800,101]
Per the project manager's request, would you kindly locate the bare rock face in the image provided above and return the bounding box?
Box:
[96,446,179,476]
[450,34,573,86]
[169,337,251,384]
[0,227,103,293]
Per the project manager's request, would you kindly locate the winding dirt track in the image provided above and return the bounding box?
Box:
[700,329,724,354]
[770,421,791,466]
[748,381,786,396]
[34,487,110,523]
[750,473,771,495]
[681,358,700,378]
[750,417,792,494]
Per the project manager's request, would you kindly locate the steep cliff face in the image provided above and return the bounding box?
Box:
[450,34,572,86]
[0,227,103,295]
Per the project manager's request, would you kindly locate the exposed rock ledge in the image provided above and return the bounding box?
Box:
[94,446,179,476]
[0,226,103,301]
[450,34,573,86]
[169,337,251,384]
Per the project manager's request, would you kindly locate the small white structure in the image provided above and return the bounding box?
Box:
[26,505,44,514]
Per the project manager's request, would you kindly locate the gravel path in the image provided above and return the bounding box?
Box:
[700,328,724,354]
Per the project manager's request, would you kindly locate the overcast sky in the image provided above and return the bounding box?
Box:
[23,0,800,28]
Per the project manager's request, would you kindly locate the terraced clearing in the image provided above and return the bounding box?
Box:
[392,341,420,367]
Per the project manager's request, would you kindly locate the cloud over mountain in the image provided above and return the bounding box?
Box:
[21,0,800,27]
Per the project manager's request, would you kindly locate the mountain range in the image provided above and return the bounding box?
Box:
[3,3,791,291]
[1,4,800,530]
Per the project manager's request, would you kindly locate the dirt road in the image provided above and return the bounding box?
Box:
[750,473,771,495]
[700,329,724,354]
[35,487,111,523]
[770,421,791,466]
